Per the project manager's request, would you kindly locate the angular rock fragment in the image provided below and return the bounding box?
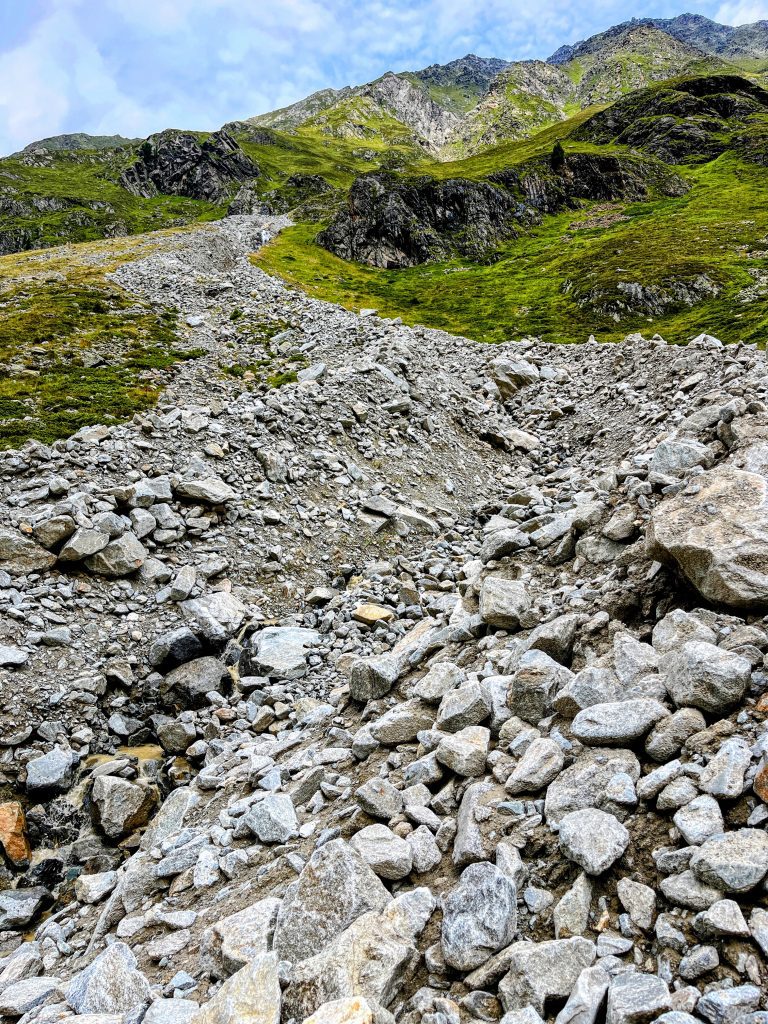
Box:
[648,465,768,609]
[557,808,630,875]
[274,839,391,963]
[441,862,517,970]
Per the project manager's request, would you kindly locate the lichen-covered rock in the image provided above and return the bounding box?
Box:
[273,839,391,963]
[648,464,768,609]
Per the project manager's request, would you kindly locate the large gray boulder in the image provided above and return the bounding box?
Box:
[649,437,713,481]
[58,526,110,561]
[441,862,517,970]
[571,699,669,745]
[660,641,751,713]
[92,776,158,839]
[0,529,56,575]
[498,937,596,1015]
[283,890,434,1021]
[606,972,671,1024]
[25,746,77,794]
[479,577,530,630]
[508,650,572,724]
[245,794,298,844]
[175,474,236,504]
[63,942,151,1015]
[248,626,320,679]
[506,737,565,794]
[647,464,768,609]
[544,748,640,825]
[0,888,49,930]
[84,532,146,576]
[690,829,768,893]
[163,656,226,701]
[349,825,413,880]
[182,592,247,642]
[192,951,281,1024]
[273,839,391,963]
[201,897,281,978]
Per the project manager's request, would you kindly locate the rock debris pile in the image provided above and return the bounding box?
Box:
[0,216,767,1024]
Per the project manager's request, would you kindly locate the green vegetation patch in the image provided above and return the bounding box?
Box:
[219,316,307,388]
[0,276,202,448]
[0,148,225,253]
[254,149,768,347]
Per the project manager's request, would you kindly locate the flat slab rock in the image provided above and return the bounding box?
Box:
[248,626,321,679]
[648,462,768,609]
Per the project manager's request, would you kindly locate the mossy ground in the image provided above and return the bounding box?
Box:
[0,231,205,448]
[254,142,768,347]
[0,150,224,251]
[219,316,307,388]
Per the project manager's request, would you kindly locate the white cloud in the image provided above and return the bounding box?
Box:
[2,0,752,156]
[716,0,768,23]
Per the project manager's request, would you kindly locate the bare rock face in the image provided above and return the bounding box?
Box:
[648,463,768,609]
[318,156,685,269]
[120,129,258,201]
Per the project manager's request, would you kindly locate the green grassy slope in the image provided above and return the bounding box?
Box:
[254,79,768,348]
[0,236,209,448]
[0,148,224,253]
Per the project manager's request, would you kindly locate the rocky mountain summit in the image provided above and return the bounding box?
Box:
[0,212,767,1024]
[549,14,768,65]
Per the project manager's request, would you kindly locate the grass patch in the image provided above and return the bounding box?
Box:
[254,151,768,347]
[0,251,204,448]
[218,316,307,388]
[0,149,224,252]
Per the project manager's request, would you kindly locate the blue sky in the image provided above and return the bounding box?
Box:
[1,0,766,155]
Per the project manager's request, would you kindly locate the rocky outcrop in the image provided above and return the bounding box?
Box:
[575,75,768,165]
[445,61,574,156]
[362,73,460,152]
[316,172,522,268]
[318,154,686,268]
[120,129,258,201]
[575,274,721,319]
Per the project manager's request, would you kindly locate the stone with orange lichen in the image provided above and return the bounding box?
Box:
[0,801,31,866]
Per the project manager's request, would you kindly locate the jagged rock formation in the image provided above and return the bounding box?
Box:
[444,62,574,156]
[120,129,259,202]
[575,74,768,164]
[410,55,512,112]
[318,154,686,268]
[549,13,768,64]
[0,216,767,1024]
[15,134,138,156]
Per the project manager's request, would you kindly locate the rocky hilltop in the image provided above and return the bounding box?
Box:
[0,212,767,1024]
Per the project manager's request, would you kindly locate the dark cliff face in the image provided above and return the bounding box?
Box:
[317,154,687,269]
[120,129,258,202]
[316,173,526,268]
[575,76,768,165]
